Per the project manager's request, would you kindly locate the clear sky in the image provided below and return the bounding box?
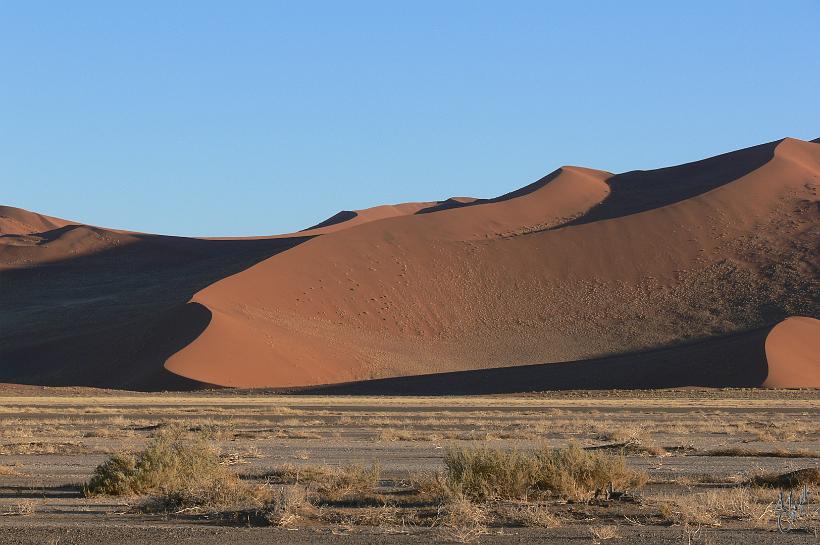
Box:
[2,1,818,237]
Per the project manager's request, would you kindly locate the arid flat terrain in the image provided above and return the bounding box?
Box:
[0,388,818,544]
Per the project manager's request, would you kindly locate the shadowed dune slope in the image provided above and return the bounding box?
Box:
[1,137,818,390]
[299,327,772,394]
[0,198,466,389]
[298,316,815,394]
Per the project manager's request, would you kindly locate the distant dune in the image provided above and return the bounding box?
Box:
[0,206,72,236]
[1,137,818,391]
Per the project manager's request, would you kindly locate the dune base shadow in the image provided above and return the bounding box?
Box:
[296,327,770,395]
[0,233,312,390]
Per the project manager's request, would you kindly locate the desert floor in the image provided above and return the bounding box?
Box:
[0,388,818,544]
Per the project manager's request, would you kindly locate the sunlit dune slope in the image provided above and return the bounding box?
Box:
[165,140,818,388]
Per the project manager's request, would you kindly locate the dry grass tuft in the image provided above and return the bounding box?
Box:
[0,464,19,476]
[672,473,743,486]
[255,463,381,505]
[589,524,620,542]
[351,503,404,526]
[0,441,98,455]
[1,500,36,516]
[749,467,820,489]
[378,429,411,442]
[444,442,645,502]
[658,495,720,527]
[656,487,774,528]
[598,423,646,443]
[85,424,266,512]
[702,488,773,526]
[263,485,312,527]
[312,464,381,502]
[497,502,561,528]
[703,447,819,458]
[437,493,489,543]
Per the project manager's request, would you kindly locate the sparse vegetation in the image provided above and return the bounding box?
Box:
[2,391,817,541]
[656,487,774,528]
[258,462,381,501]
[496,502,561,528]
[1,500,36,516]
[701,446,819,458]
[589,524,620,542]
[443,442,646,501]
[85,425,264,511]
[312,463,381,502]
[263,485,311,527]
[437,493,489,543]
[0,441,104,455]
[749,467,820,488]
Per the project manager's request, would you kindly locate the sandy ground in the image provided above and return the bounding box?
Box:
[0,389,818,544]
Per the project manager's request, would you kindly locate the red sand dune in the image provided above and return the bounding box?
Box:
[1,137,818,391]
[764,317,820,388]
[0,206,72,236]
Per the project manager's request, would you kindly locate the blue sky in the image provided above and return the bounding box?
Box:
[2,1,818,236]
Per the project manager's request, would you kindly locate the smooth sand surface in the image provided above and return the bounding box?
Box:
[764,316,820,388]
[2,138,818,390]
[0,206,71,236]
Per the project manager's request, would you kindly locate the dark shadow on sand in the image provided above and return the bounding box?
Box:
[297,327,771,395]
[0,232,313,390]
[564,139,780,227]
[302,210,358,231]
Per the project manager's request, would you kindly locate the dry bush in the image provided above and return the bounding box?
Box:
[749,467,820,489]
[497,503,561,528]
[673,473,743,486]
[444,443,645,502]
[85,424,266,511]
[378,429,418,442]
[0,464,18,476]
[313,463,380,501]
[270,429,322,439]
[437,493,489,543]
[0,441,96,455]
[680,524,705,545]
[351,503,403,526]
[658,494,721,527]
[259,463,335,484]
[1,500,36,516]
[219,446,262,466]
[598,423,646,443]
[589,524,620,542]
[410,470,452,502]
[83,428,133,438]
[659,495,720,526]
[85,453,137,495]
[701,488,773,526]
[264,485,312,527]
[260,462,380,503]
[656,488,773,528]
[704,446,819,458]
